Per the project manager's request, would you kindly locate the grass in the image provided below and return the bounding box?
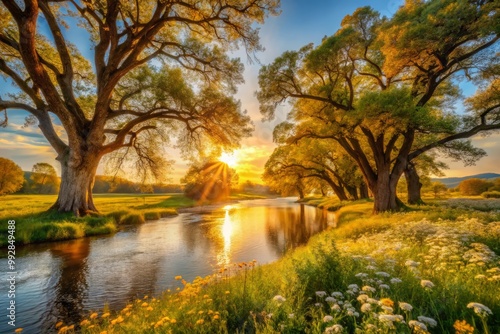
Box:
[0,194,196,247]
[48,197,500,334]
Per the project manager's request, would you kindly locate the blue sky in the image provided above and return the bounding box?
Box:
[1,1,499,183]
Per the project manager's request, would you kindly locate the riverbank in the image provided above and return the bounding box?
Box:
[0,193,268,247]
[65,198,500,334]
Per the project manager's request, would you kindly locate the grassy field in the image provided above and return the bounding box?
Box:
[45,197,500,334]
[0,193,196,247]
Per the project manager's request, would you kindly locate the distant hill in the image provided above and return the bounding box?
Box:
[432,173,500,188]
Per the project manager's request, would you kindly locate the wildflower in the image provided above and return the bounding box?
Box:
[366,297,379,304]
[347,284,359,290]
[170,319,177,324]
[102,312,110,318]
[357,294,368,303]
[405,260,420,267]
[315,291,327,297]
[417,316,437,327]
[362,285,376,293]
[288,313,294,318]
[376,271,390,277]
[366,265,377,270]
[361,303,372,313]
[331,291,343,298]
[331,304,341,312]
[379,284,390,290]
[325,296,336,303]
[355,272,368,278]
[390,278,402,284]
[90,313,98,319]
[141,302,149,307]
[381,306,393,314]
[196,319,204,325]
[379,298,394,307]
[399,302,413,311]
[225,291,230,295]
[55,321,64,329]
[213,314,220,320]
[453,320,475,334]
[273,295,286,303]
[475,274,487,280]
[80,319,90,326]
[409,320,428,331]
[175,275,182,280]
[315,303,322,307]
[420,280,435,289]
[325,324,343,333]
[14,329,23,333]
[323,315,334,322]
[467,302,493,317]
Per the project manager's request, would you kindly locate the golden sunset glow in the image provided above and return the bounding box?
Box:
[219,152,238,168]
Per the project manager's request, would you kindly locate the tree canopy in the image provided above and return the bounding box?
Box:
[258,0,500,212]
[0,157,24,195]
[0,0,280,215]
[31,162,59,194]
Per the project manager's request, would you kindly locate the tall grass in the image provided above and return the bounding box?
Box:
[51,199,500,334]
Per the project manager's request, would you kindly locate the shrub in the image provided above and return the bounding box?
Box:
[120,212,146,224]
[482,191,500,198]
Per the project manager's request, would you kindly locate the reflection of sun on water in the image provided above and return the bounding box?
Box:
[217,206,233,266]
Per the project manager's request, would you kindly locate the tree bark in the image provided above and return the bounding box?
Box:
[371,168,402,213]
[358,182,369,199]
[50,150,101,216]
[405,163,424,205]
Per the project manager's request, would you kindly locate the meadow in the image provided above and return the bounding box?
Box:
[0,194,196,247]
[47,197,500,334]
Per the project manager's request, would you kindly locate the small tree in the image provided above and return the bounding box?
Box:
[430,181,448,199]
[182,161,237,202]
[0,157,24,195]
[31,163,59,194]
[458,178,492,196]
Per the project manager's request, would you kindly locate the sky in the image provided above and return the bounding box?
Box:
[1,0,499,184]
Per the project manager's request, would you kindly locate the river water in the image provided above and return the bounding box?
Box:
[0,198,334,333]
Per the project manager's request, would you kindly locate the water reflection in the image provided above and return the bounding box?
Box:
[0,198,333,334]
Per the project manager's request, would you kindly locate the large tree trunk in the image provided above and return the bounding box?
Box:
[404,163,424,205]
[358,182,369,199]
[50,151,101,216]
[371,168,402,213]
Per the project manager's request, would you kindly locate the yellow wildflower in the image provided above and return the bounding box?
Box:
[58,327,68,334]
[141,302,149,307]
[102,312,110,318]
[453,320,474,334]
[55,321,64,329]
[175,275,182,280]
[14,329,23,333]
[213,314,220,320]
[225,291,230,295]
[170,319,177,324]
[80,319,90,326]
[90,312,98,319]
[146,306,154,311]
[380,298,394,307]
[196,319,205,325]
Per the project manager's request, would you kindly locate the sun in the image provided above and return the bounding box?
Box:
[219,152,238,168]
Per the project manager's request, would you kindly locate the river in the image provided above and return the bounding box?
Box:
[0,198,334,333]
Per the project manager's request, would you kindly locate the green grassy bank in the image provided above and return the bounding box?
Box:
[47,198,500,334]
[0,194,196,247]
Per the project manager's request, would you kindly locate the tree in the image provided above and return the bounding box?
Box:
[0,157,24,195]
[429,181,448,199]
[258,2,499,213]
[31,162,59,194]
[0,0,279,216]
[182,161,237,202]
[458,178,492,196]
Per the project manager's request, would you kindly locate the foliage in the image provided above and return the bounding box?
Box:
[182,161,237,202]
[258,0,500,212]
[482,191,500,199]
[0,0,279,214]
[30,162,60,194]
[459,178,493,196]
[0,157,24,195]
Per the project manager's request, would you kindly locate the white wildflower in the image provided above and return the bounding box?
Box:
[362,285,376,293]
[315,303,322,307]
[399,302,413,311]
[420,280,435,289]
[316,291,327,298]
[367,298,379,304]
[331,292,343,298]
[355,273,368,279]
[376,271,391,277]
[357,294,368,303]
[467,302,493,317]
[417,316,437,327]
[273,295,286,303]
[323,315,334,322]
[361,303,372,313]
[381,306,393,314]
[390,278,402,284]
[405,260,420,267]
[379,284,390,290]
[325,296,336,304]
[288,313,294,319]
[409,320,428,331]
[331,304,341,312]
[347,284,359,290]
